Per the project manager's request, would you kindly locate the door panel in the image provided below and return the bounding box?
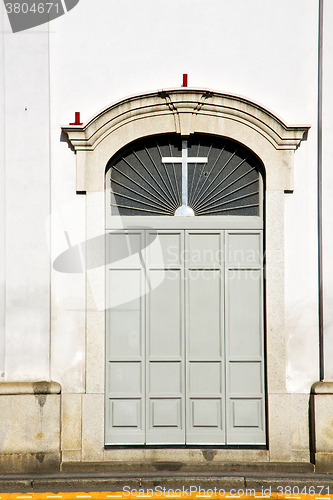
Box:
[187,233,222,267]
[148,270,182,358]
[227,233,261,268]
[189,362,222,395]
[149,362,182,393]
[187,270,221,358]
[105,231,145,445]
[225,231,265,444]
[191,399,222,427]
[229,362,263,396]
[185,231,225,444]
[146,231,185,444]
[147,231,182,268]
[108,282,142,359]
[150,399,182,427]
[231,399,263,428]
[109,361,142,395]
[228,270,262,358]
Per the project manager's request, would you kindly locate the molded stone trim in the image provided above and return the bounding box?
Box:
[311,384,333,471]
[312,381,333,394]
[62,88,309,152]
[61,89,310,193]
[0,381,61,395]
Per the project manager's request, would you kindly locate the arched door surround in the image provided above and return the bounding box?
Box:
[62,89,308,194]
[62,89,310,460]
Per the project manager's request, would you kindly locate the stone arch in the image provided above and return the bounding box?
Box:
[62,88,309,193]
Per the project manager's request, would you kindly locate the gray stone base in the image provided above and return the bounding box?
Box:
[4,380,333,473]
[61,460,314,473]
[0,452,60,473]
[0,381,61,473]
[315,452,333,472]
[312,381,333,471]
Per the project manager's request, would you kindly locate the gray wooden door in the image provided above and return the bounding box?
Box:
[105,228,265,445]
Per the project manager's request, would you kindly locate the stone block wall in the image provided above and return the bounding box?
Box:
[0,382,61,473]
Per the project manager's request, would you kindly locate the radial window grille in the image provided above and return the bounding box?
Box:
[107,134,261,216]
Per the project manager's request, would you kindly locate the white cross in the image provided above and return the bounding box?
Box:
[162,140,208,216]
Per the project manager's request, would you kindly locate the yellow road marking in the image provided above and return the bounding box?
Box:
[0,493,332,500]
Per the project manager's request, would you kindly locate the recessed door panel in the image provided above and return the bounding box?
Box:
[150,399,182,428]
[187,270,222,358]
[111,400,142,428]
[231,399,262,428]
[108,295,141,359]
[147,231,182,268]
[149,362,182,395]
[187,232,222,267]
[228,270,262,358]
[227,233,261,268]
[229,362,262,397]
[189,362,222,396]
[191,399,222,428]
[148,270,182,358]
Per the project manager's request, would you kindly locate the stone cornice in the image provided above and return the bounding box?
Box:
[0,381,61,395]
[62,88,310,152]
[312,381,333,394]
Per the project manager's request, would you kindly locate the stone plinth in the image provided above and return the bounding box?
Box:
[312,381,333,472]
[0,381,61,472]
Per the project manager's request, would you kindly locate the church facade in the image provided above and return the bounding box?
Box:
[1,0,333,473]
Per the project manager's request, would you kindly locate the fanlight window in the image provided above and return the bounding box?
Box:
[107,134,262,216]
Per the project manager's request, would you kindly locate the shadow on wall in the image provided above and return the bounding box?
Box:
[5,0,80,33]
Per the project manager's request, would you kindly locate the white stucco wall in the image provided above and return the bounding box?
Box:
[0,2,5,380]
[0,0,325,395]
[1,6,51,381]
[322,0,333,380]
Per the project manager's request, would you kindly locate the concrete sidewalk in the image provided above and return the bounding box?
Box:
[1,463,333,494]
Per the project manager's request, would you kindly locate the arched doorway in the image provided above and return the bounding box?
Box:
[62,88,309,461]
[105,133,265,445]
